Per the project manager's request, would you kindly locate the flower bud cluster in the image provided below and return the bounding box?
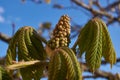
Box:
[48,15,71,49]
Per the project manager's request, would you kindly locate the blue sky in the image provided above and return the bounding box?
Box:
[0,0,120,80]
[0,0,91,57]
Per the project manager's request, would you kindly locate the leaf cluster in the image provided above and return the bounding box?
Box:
[4,15,117,80]
[77,18,116,72]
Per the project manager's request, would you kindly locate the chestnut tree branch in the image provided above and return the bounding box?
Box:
[71,0,120,25]
[0,32,47,44]
[104,0,120,10]
[0,32,11,43]
[80,63,120,80]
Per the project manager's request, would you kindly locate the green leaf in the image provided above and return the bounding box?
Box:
[6,26,47,65]
[24,27,46,60]
[77,18,116,72]
[61,47,82,80]
[58,49,76,80]
[48,51,57,80]
[85,19,102,72]
[100,20,116,68]
[6,27,23,65]
[48,51,67,80]
[20,63,45,80]
[30,29,47,60]
[48,48,76,80]
[0,66,12,80]
[6,26,47,80]
[78,21,94,57]
[18,28,31,61]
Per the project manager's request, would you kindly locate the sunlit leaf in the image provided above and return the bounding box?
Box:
[6,60,40,70]
[6,26,47,80]
[85,19,102,72]
[48,47,82,80]
[77,18,116,72]
[100,19,116,68]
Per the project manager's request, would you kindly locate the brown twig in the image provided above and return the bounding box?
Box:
[71,0,120,25]
[80,63,119,80]
[71,0,113,18]
[0,32,11,43]
[104,0,120,10]
[101,58,120,65]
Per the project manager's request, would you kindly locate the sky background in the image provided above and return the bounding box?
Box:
[0,0,120,80]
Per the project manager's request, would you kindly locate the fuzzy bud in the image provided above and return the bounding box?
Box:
[48,15,71,49]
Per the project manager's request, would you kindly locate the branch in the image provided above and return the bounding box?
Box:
[104,1,120,10]
[6,60,48,70]
[80,63,120,80]
[0,32,47,44]
[101,58,120,65]
[71,0,113,18]
[0,57,6,66]
[83,75,107,79]
[0,32,11,43]
[71,0,120,24]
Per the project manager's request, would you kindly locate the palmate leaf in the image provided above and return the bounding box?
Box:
[48,47,82,80]
[6,26,47,80]
[77,18,116,72]
[6,26,47,64]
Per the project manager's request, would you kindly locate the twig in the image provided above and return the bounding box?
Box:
[83,75,107,79]
[0,32,48,44]
[71,0,120,25]
[104,0,120,10]
[6,60,49,70]
[101,58,120,65]
[0,32,11,43]
[71,0,113,18]
[80,63,118,80]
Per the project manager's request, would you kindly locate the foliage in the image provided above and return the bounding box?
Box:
[3,15,116,80]
[0,66,12,80]
[6,27,47,80]
[77,18,116,72]
[48,47,82,80]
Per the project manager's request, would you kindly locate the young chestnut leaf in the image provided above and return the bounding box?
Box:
[77,18,116,72]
